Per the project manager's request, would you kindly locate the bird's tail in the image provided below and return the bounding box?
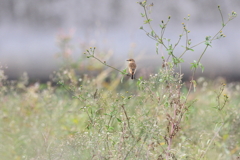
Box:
[131,69,135,79]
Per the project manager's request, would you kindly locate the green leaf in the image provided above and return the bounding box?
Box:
[205,41,212,47]
[137,77,143,89]
[140,26,143,30]
[127,96,132,99]
[57,81,64,85]
[156,42,159,54]
[186,47,194,51]
[166,45,173,55]
[190,60,198,70]
[141,13,145,17]
[212,106,218,110]
[117,118,122,123]
[182,45,194,51]
[106,125,114,132]
[190,61,204,72]
[144,19,152,24]
[142,1,146,6]
[205,36,211,41]
[199,62,204,72]
[151,30,155,37]
[179,58,184,63]
[158,38,163,44]
[121,69,127,75]
[173,57,183,65]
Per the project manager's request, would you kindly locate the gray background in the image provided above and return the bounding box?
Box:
[0,0,240,80]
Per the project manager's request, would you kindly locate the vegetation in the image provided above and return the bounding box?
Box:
[0,1,238,160]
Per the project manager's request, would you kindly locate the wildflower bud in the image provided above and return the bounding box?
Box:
[218,5,220,9]
[142,1,146,6]
[162,20,164,23]
[168,16,171,19]
[232,11,237,16]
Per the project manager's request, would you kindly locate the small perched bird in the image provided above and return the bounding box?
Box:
[127,59,137,79]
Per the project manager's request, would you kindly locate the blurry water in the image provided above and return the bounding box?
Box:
[0,0,240,80]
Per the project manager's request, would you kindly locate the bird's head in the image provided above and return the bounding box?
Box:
[127,59,135,62]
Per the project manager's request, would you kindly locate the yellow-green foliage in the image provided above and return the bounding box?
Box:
[1,67,240,160]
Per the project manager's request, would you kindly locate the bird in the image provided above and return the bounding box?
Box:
[127,59,137,79]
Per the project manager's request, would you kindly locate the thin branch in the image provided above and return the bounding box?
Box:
[92,55,126,74]
[121,104,135,138]
[200,122,225,159]
[218,6,225,26]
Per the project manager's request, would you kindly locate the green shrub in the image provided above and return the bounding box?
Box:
[0,1,238,160]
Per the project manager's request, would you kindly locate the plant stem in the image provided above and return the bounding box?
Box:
[200,123,225,159]
[92,55,126,74]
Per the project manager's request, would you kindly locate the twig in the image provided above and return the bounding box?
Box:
[200,122,225,159]
[121,104,135,138]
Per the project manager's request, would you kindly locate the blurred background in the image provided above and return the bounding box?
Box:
[0,0,240,81]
